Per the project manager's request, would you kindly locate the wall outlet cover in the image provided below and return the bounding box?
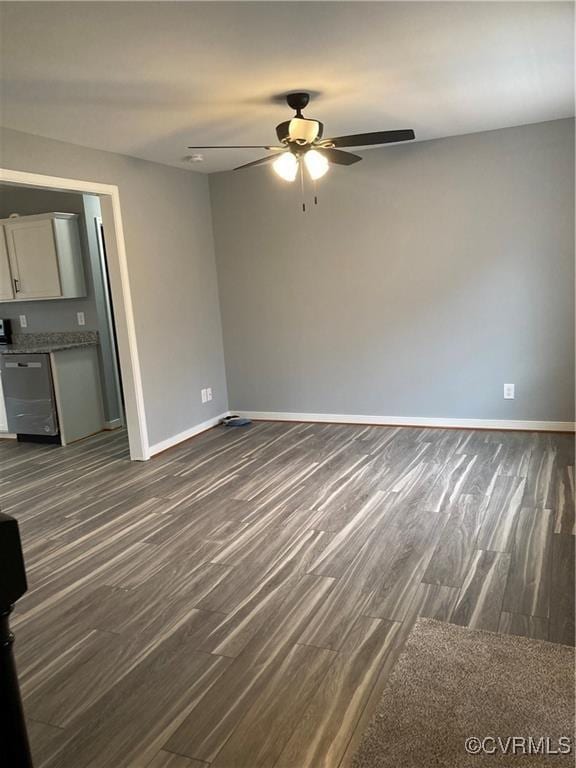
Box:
[206,387,213,401]
[504,383,515,399]
[201,388,207,403]
[77,311,86,326]
[19,315,27,328]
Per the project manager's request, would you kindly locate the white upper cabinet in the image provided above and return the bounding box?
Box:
[0,213,87,302]
[6,218,61,299]
[0,228,14,301]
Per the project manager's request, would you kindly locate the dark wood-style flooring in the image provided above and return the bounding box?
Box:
[1,421,574,768]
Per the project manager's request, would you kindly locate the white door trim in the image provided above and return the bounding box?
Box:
[0,168,149,460]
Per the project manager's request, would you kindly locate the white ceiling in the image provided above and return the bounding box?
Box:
[1,2,573,173]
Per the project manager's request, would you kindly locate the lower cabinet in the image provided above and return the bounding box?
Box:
[51,347,105,445]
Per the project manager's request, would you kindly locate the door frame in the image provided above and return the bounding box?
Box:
[0,168,149,460]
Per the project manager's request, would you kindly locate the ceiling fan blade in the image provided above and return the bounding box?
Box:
[324,129,415,148]
[317,148,362,166]
[187,145,284,150]
[234,153,286,171]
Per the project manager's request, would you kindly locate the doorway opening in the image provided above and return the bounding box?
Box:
[0,169,148,460]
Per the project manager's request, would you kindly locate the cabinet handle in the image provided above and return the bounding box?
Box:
[13,278,20,293]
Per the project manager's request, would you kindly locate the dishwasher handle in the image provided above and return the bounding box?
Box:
[4,362,43,369]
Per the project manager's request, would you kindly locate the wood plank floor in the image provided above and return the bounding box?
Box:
[1,421,574,768]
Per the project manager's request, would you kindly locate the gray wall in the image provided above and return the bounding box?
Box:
[211,118,575,422]
[0,185,99,332]
[0,127,228,446]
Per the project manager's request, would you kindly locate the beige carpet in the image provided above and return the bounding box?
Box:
[352,618,575,767]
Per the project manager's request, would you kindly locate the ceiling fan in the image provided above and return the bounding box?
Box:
[187,92,415,183]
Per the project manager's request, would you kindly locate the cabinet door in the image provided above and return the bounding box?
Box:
[0,228,14,301]
[5,219,62,299]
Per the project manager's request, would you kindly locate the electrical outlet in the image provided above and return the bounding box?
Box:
[19,315,27,329]
[77,311,85,326]
[201,388,207,403]
[504,383,515,400]
[206,387,213,402]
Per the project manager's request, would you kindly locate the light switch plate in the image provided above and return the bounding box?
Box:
[77,311,86,326]
[206,387,213,401]
[19,315,27,329]
[201,388,207,403]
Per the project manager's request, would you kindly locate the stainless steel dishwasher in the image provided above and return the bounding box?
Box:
[1,354,59,438]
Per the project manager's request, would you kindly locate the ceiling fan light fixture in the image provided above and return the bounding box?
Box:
[288,118,320,145]
[272,152,298,182]
[304,149,329,180]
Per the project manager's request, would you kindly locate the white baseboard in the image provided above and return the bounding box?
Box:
[0,432,17,439]
[104,418,124,431]
[234,410,576,433]
[147,411,230,457]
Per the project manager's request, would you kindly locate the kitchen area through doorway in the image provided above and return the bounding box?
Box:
[0,183,126,452]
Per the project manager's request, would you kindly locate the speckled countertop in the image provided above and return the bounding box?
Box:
[0,331,99,355]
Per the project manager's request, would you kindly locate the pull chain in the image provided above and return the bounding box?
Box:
[298,160,319,211]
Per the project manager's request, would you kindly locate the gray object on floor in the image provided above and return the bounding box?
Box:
[221,415,252,427]
[351,617,575,768]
